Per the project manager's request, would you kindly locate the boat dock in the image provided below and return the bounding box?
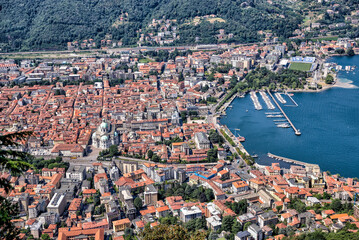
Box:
[250,92,263,110]
[274,92,286,104]
[259,91,276,109]
[285,93,298,107]
[267,90,301,136]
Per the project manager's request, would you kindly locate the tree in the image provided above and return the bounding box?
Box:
[222,216,235,232]
[41,234,51,240]
[289,198,306,213]
[243,222,252,231]
[109,145,119,156]
[151,154,161,162]
[185,219,197,232]
[124,228,134,237]
[147,149,153,159]
[209,130,223,144]
[205,189,214,202]
[207,148,218,162]
[199,192,207,203]
[331,199,342,212]
[232,221,242,234]
[335,49,345,54]
[208,232,219,240]
[347,48,355,57]
[0,132,33,240]
[134,197,143,210]
[325,75,334,84]
[195,217,207,230]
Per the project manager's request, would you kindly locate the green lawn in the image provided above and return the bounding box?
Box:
[139,58,153,63]
[289,62,312,71]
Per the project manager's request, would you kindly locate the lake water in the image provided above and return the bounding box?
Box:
[220,55,359,177]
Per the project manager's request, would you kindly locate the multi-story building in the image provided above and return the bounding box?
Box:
[144,185,158,206]
[66,165,86,181]
[47,193,67,215]
[194,132,210,149]
[257,211,278,228]
[180,206,202,223]
[113,218,131,232]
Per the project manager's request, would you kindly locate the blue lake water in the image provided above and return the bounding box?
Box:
[220,55,359,177]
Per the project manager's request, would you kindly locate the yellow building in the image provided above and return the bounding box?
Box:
[113,218,131,232]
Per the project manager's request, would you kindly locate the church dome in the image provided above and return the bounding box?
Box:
[100,122,108,130]
[101,135,108,141]
[114,131,118,136]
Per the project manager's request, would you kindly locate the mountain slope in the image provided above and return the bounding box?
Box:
[0,0,302,51]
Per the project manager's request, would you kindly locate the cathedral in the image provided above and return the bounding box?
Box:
[92,119,119,149]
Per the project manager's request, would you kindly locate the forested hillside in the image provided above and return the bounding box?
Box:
[0,0,302,51]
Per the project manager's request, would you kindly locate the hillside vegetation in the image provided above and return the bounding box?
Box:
[0,0,302,51]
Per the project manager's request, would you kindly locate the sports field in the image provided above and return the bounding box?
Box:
[289,62,312,71]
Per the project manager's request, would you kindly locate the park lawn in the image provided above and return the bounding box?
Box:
[139,58,154,63]
[289,62,312,71]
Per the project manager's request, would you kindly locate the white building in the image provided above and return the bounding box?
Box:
[47,193,67,215]
[92,119,119,149]
[180,206,202,222]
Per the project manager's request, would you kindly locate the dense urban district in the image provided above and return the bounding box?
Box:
[0,35,359,240]
[2,0,359,239]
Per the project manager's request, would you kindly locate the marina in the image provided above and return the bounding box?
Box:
[274,92,287,104]
[249,91,263,110]
[221,55,359,177]
[259,91,276,109]
[267,90,301,136]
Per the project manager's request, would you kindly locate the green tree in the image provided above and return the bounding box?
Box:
[335,49,345,54]
[205,189,214,202]
[208,232,218,240]
[195,217,207,230]
[325,75,334,84]
[232,221,242,234]
[41,234,51,240]
[147,150,154,159]
[134,197,143,210]
[185,219,197,232]
[109,145,119,156]
[151,154,161,162]
[347,48,355,57]
[331,199,342,212]
[243,222,252,230]
[0,132,33,240]
[222,216,235,232]
[207,148,218,162]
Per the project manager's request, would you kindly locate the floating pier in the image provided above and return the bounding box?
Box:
[259,91,276,110]
[285,93,298,107]
[250,92,263,110]
[267,90,301,136]
[274,92,286,104]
